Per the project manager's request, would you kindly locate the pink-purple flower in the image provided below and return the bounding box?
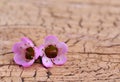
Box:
[12,37,40,67]
[39,35,68,68]
[12,35,68,68]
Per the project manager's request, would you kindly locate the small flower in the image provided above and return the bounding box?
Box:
[12,37,40,67]
[39,35,68,68]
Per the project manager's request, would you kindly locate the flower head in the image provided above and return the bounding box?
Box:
[12,37,39,67]
[39,35,68,68]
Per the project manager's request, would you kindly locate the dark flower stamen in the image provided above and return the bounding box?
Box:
[25,47,34,59]
[45,45,58,58]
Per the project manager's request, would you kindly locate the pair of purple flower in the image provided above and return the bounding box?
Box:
[12,36,68,68]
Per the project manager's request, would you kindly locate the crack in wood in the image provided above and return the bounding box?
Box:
[94,67,102,72]
[98,44,120,48]
[21,78,24,82]
[0,52,13,55]
[0,64,16,67]
[20,70,24,77]
[65,39,70,43]
[67,23,72,28]
[83,42,86,52]
[78,18,83,28]
[46,70,52,79]
[64,73,74,76]
[68,52,120,55]
[33,70,37,77]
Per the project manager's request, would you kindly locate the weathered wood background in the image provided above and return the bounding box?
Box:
[0,0,120,82]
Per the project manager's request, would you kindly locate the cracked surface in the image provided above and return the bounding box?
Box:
[0,0,120,82]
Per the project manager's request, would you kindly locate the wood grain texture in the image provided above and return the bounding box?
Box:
[0,0,120,82]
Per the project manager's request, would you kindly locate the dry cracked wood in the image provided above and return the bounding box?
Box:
[0,0,120,82]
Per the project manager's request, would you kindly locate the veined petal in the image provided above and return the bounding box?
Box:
[34,47,41,59]
[22,59,35,67]
[21,37,34,47]
[14,53,25,65]
[38,45,45,57]
[14,53,34,67]
[12,42,24,54]
[53,55,67,65]
[57,42,68,55]
[44,35,59,46]
[42,56,53,68]
[13,37,34,54]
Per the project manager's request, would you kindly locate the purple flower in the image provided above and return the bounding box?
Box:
[39,35,68,68]
[12,37,40,67]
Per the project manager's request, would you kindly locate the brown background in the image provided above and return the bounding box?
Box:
[0,0,120,82]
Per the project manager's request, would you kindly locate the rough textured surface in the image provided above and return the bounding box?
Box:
[0,0,120,82]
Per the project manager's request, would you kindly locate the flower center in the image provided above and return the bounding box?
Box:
[45,45,58,58]
[25,47,34,60]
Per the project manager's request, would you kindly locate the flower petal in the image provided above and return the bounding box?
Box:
[57,42,68,55]
[53,55,67,65]
[38,45,45,57]
[12,37,34,54]
[34,47,41,59]
[42,56,53,68]
[12,42,24,54]
[14,53,34,67]
[44,35,59,46]
[14,53,25,65]
[22,59,35,67]
[21,37,34,47]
